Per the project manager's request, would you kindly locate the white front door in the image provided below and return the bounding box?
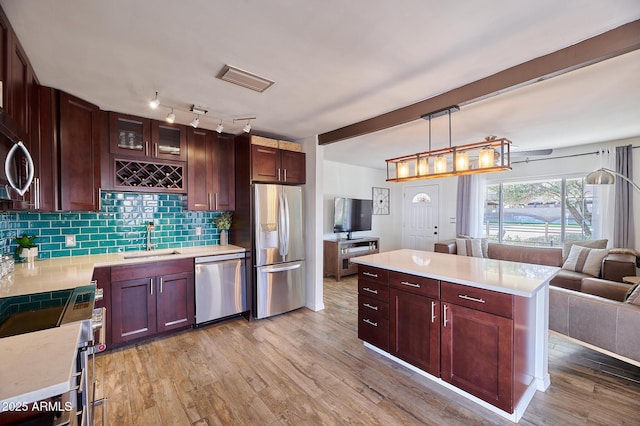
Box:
[402,185,439,251]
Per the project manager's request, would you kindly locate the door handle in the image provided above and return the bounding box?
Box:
[443,304,448,327]
[264,263,301,273]
[431,301,436,323]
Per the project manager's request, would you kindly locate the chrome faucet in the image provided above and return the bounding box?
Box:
[146,222,155,251]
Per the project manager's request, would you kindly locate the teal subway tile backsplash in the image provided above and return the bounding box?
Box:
[0,191,227,259]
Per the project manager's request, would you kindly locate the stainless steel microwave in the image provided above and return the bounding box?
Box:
[0,107,34,201]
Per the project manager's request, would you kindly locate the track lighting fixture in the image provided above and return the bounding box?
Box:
[149,91,160,109]
[165,108,175,124]
[190,115,200,128]
[234,117,255,134]
[216,121,224,133]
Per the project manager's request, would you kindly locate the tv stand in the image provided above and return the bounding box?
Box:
[323,237,380,281]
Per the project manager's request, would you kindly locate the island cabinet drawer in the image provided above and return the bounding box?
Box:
[358,280,389,302]
[359,294,389,318]
[358,311,389,351]
[357,265,389,286]
[390,271,439,298]
[441,281,513,319]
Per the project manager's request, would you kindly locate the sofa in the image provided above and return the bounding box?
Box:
[434,239,640,366]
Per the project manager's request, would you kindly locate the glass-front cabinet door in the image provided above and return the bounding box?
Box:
[109,112,150,158]
[151,121,187,161]
[109,112,186,161]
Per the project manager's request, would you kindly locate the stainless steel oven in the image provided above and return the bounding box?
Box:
[0,283,107,425]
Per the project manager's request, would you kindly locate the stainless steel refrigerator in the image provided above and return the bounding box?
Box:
[254,183,305,319]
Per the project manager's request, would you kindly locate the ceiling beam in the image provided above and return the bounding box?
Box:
[318,19,640,146]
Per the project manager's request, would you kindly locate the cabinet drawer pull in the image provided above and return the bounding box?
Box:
[362,303,378,311]
[159,277,163,293]
[363,271,378,278]
[431,301,436,323]
[363,318,378,327]
[443,304,449,327]
[362,287,378,295]
[400,281,420,288]
[458,294,486,304]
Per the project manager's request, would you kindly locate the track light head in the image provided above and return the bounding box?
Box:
[243,121,251,133]
[190,115,200,128]
[216,121,224,133]
[149,91,160,109]
[165,109,175,124]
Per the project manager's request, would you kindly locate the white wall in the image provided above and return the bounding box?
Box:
[322,160,403,251]
[301,136,325,312]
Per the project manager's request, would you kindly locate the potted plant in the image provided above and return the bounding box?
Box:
[213,211,233,245]
[14,234,38,262]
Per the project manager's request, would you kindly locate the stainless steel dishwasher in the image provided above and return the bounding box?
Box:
[195,252,246,325]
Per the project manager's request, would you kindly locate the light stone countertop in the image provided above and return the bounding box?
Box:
[0,244,246,298]
[351,249,560,297]
[0,322,82,412]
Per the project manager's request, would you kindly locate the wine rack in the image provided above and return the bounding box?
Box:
[114,159,185,192]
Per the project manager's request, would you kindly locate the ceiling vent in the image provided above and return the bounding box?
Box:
[217,65,274,93]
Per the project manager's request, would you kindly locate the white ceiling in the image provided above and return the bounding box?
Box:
[1,1,639,170]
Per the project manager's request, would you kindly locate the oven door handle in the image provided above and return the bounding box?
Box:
[90,307,107,354]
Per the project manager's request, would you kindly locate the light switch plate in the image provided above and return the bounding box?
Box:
[65,235,76,247]
[195,226,202,236]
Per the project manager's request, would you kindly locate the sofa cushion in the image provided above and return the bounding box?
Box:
[625,283,640,305]
[550,269,589,291]
[487,243,563,266]
[562,245,608,277]
[456,238,484,258]
[562,238,608,261]
[581,278,631,302]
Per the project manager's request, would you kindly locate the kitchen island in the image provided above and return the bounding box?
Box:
[351,249,559,422]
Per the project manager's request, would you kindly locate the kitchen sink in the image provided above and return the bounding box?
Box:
[123,249,182,259]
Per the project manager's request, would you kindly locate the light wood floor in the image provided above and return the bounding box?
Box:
[94,276,640,425]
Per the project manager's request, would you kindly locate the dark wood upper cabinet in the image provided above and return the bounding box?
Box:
[250,138,305,184]
[186,128,235,211]
[109,112,186,161]
[58,91,101,211]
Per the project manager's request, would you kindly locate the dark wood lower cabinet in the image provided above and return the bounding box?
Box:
[109,259,194,346]
[156,271,194,333]
[440,302,514,413]
[112,277,156,344]
[357,266,532,416]
[390,288,440,376]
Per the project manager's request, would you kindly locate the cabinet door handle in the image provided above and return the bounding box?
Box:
[150,278,153,295]
[458,294,486,304]
[277,168,281,181]
[363,318,378,327]
[283,169,287,182]
[362,271,378,278]
[400,281,420,288]
[214,193,218,210]
[159,277,163,293]
[443,304,448,327]
[208,193,212,210]
[363,303,378,311]
[362,287,378,295]
[431,301,436,323]
[34,177,40,210]
[145,141,149,156]
[154,143,158,157]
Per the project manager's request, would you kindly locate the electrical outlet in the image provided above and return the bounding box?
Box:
[195,226,202,236]
[65,235,76,247]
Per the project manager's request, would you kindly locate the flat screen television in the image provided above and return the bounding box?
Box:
[333,197,373,239]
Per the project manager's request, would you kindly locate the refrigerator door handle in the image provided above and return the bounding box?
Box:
[278,189,290,257]
[264,263,301,273]
[283,190,290,256]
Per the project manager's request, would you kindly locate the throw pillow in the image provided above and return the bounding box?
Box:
[562,245,609,277]
[456,238,483,258]
[456,235,489,258]
[562,239,608,261]
[625,283,640,305]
